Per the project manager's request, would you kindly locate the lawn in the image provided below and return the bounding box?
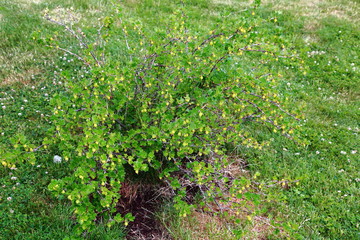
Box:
[0,0,359,239]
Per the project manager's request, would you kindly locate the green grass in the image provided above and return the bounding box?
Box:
[1,0,359,239]
[241,1,360,238]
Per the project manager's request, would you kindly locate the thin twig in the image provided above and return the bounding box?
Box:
[44,14,102,67]
[47,45,90,66]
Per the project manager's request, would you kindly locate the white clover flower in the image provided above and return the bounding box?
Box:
[316,151,320,154]
[9,209,14,213]
[10,177,17,181]
[7,197,12,201]
[351,150,357,154]
[1,106,5,109]
[53,155,62,163]
[24,99,28,103]
[340,151,347,155]
[18,113,22,116]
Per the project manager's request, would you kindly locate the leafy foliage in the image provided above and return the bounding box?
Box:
[3,1,304,236]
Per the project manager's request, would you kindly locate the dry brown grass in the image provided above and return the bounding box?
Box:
[13,0,44,8]
[261,0,360,46]
[263,0,360,23]
[180,211,235,240]
[45,7,82,24]
[173,206,288,240]
[0,68,40,86]
[157,154,290,240]
[0,50,41,86]
[212,0,251,5]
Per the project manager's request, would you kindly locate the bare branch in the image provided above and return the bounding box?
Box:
[44,14,102,67]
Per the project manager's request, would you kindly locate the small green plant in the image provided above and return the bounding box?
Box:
[3,0,305,237]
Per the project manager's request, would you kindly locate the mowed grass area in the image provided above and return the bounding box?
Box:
[0,0,359,239]
[252,0,360,238]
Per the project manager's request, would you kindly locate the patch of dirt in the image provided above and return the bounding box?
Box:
[114,156,248,239]
[116,182,173,240]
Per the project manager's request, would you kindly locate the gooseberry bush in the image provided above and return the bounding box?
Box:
[8,1,304,236]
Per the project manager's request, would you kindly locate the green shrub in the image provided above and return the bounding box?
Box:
[3,1,304,236]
